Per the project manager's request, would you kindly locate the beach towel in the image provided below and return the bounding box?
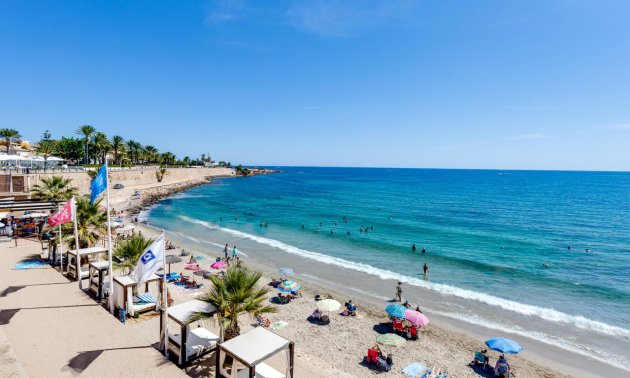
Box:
[134,293,156,304]
[269,321,288,330]
[14,261,50,270]
[403,363,427,377]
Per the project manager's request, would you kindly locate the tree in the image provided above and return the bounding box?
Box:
[36,130,56,171]
[0,128,21,154]
[143,145,159,164]
[114,235,153,274]
[160,152,176,166]
[55,137,83,163]
[156,167,167,182]
[62,196,107,249]
[31,176,77,201]
[183,156,190,166]
[110,135,125,165]
[91,132,110,164]
[125,140,142,164]
[76,125,96,165]
[188,267,276,341]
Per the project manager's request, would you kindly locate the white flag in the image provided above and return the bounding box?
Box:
[130,233,165,287]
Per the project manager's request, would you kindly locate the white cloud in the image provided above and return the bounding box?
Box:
[286,0,418,37]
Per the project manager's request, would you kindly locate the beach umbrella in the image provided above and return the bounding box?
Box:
[317,299,341,312]
[385,304,407,319]
[376,333,406,347]
[279,267,294,277]
[278,280,300,293]
[165,255,182,275]
[211,261,227,269]
[402,362,427,377]
[404,309,429,327]
[485,338,523,354]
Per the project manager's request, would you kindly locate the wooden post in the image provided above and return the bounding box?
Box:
[250,365,255,378]
[289,342,295,378]
[181,324,188,365]
[215,346,221,378]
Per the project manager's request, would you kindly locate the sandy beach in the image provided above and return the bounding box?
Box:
[1,177,623,378]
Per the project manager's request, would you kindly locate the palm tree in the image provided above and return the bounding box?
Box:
[0,128,21,154]
[143,145,158,164]
[113,235,153,274]
[55,137,83,163]
[36,130,57,171]
[189,267,276,341]
[76,125,96,165]
[62,196,107,249]
[110,135,125,165]
[125,140,142,164]
[31,176,77,201]
[91,132,110,164]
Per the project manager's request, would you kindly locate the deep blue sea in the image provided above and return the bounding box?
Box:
[146,167,630,370]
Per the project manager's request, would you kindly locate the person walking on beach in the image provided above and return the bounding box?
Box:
[223,244,228,259]
[395,282,403,302]
[232,246,239,258]
[423,262,429,279]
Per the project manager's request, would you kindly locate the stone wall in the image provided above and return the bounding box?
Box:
[25,167,234,195]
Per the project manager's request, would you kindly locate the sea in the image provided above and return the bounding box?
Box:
[144,167,630,371]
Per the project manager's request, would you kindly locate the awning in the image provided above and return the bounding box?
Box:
[168,299,217,325]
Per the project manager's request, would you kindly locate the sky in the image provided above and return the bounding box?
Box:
[1,0,630,170]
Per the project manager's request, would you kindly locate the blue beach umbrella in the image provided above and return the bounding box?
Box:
[385,304,407,318]
[278,280,300,293]
[279,267,294,277]
[485,337,523,354]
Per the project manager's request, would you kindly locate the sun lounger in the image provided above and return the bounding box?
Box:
[133,293,157,313]
[236,362,285,378]
[169,327,219,362]
[184,263,200,271]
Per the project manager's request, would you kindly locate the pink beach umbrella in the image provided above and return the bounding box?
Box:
[211,261,227,269]
[404,310,429,327]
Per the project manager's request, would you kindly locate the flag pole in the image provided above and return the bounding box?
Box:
[104,157,115,314]
[162,231,169,358]
[58,202,63,271]
[72,197,80,287]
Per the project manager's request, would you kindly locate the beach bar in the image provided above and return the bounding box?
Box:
[159,299,219,365]
[216,327,294,378]
[112,274,161,317]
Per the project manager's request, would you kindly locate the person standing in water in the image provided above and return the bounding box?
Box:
[423,263,429,278]
[395,282,403,302]
[412,244,417,252]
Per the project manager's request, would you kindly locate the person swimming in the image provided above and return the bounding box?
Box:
[422,248,427,253]
[301,224,305,229]
[412,244,417,252]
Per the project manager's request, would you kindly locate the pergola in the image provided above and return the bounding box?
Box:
[159,299,219,365]
[216,327,294,378]
[112,274,161,317]
[65,246,108,288]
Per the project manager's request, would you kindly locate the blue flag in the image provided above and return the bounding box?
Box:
[90,164,107,204]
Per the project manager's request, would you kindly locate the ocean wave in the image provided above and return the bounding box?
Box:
[431,310,630,372]
[176,215,630,341]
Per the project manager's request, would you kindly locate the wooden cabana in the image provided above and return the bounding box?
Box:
[88,260,109,300]
[65,247,108,288]
[159,299,219,365]
[216,327,294,378]
[112,274,161,317]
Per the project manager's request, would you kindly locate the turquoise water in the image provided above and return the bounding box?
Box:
[146,167,630,369]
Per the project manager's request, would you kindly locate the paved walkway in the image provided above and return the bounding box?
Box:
[0,239,187,378]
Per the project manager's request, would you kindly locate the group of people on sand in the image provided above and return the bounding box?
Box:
[221,243,242,267]
[470,349,512,377]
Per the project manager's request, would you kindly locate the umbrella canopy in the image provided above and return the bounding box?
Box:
[376,333,406,347]
[402,363,427,377]
[211,261,227,269]
[317,299,341,312]
[404,310,429,326]
[485,338,523,354]
[165,255,183,275]
[385,304,407,318]
[278,280,300,293]
[279,267,294,276]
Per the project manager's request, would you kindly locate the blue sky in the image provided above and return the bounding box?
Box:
[1,0,630,170]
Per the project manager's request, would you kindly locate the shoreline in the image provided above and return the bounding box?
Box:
[120,179,627,378]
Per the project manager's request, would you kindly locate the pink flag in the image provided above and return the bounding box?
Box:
[48,198,74,227]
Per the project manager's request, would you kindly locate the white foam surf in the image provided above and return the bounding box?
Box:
[176,215,630,341]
